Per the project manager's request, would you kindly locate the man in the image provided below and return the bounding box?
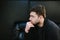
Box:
[25,5,60,40]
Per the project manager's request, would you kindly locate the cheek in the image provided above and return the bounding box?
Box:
[32,17,38,22]
[30,17,39,24]
[35,17,39,23]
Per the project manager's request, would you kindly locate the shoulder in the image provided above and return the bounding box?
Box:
[46,19,60,39]
[47,19,59,28]
[45,19,60,32]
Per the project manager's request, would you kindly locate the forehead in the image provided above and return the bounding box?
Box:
[30,12,37,16]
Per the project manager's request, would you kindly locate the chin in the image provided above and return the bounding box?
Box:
[32,22,37,25]
[34,22,39,25]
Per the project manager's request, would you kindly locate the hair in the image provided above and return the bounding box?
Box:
[30,5,46,18]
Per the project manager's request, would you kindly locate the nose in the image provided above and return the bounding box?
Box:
[29,17,31,21]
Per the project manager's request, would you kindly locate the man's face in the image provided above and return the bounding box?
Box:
[29,12,40,25]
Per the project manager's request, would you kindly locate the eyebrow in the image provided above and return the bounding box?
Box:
[30,15,34,17]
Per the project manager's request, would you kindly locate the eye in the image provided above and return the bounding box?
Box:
[30,15,34,17]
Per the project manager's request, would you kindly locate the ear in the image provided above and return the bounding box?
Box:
[39,15,43,19]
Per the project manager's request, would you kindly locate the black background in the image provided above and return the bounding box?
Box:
[0,0,60,40]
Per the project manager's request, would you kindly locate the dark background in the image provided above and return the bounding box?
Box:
[0,1,60,40]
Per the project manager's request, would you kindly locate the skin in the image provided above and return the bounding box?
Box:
[25,11,44,33]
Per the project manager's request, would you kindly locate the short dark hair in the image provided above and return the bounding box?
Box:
[30,5,46,18]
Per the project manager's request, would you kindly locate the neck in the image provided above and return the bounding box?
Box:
[38,18,44,28]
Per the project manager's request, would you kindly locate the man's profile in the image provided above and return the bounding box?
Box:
[25,5,60,40]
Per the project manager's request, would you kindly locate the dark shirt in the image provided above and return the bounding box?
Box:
[25,18,60,40]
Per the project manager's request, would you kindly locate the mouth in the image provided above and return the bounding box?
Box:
[29,21,33,24]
